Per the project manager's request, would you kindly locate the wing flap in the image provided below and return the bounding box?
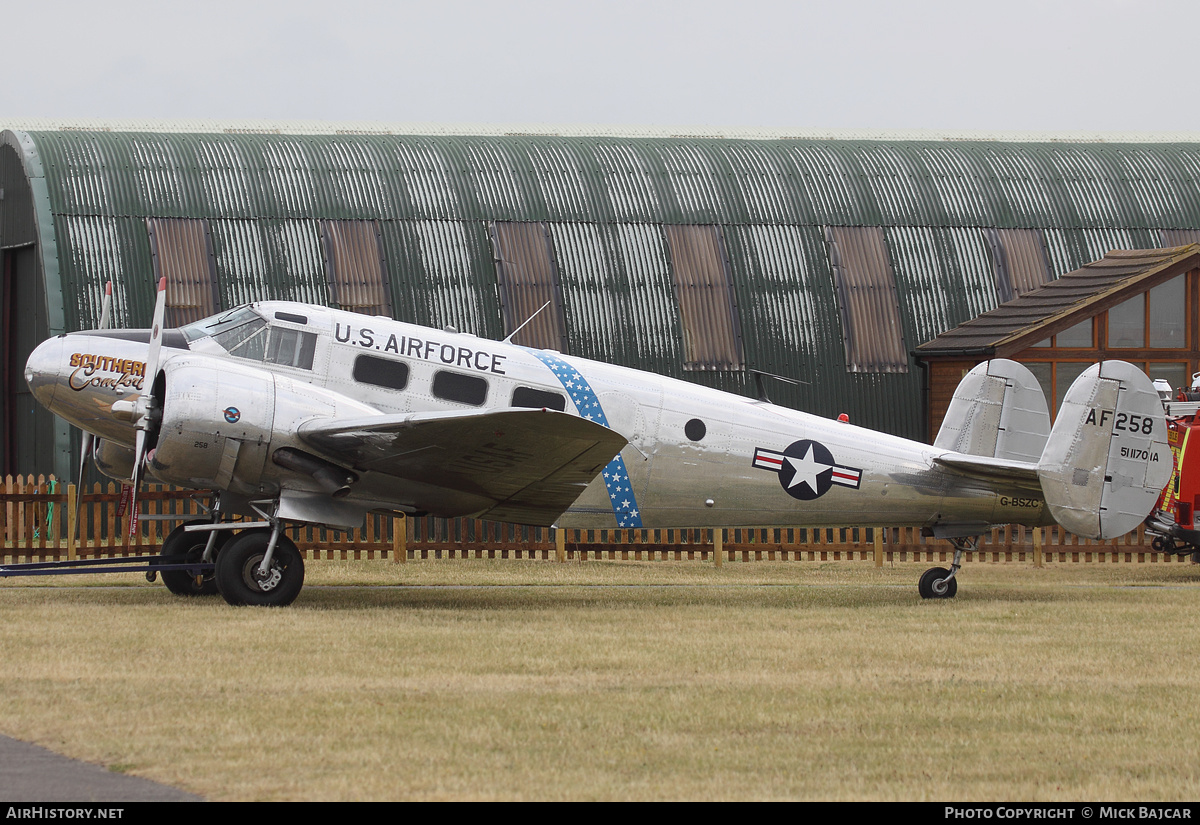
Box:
[297,408,628,525]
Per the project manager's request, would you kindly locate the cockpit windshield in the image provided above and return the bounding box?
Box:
[180,306,263,343]
[180,306,317,370]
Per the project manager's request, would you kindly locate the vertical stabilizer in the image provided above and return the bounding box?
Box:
[1036,361,1171,539]
[934,359,1050,463]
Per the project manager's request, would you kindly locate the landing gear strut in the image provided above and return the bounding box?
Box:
[157,519,226,596]
[918,536,975,599]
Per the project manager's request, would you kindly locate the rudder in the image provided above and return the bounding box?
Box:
[1037,361,1171,539]
[934,359,1050,463]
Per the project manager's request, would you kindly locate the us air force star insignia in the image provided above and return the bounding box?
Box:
[752,439,862,501]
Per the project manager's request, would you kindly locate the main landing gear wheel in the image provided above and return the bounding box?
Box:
[214,529,305,607]
[918,566,958,599]
[158,520,225,596]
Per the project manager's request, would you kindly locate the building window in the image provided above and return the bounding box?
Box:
[489,221,568,351]
[1025,361,1093,415]
[1025,360,1190,420]
[662,225,743,371]
[146,218,220,327]
[1107,275,1186,349]
[1031,318,1094,348]
[825,226,907,373]
[322,220,392,316]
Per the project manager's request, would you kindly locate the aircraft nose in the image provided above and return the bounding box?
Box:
[24,336,65,409]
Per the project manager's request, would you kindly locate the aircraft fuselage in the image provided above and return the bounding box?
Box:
[25,301,1051,532]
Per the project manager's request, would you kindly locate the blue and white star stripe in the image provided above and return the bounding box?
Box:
[528,350,643,528]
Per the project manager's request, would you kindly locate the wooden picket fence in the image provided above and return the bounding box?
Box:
[0,474,1191,566]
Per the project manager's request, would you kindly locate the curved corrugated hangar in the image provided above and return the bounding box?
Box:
[5,119,1200,481]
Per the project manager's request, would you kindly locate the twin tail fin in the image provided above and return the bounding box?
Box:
[936,359,1171,540]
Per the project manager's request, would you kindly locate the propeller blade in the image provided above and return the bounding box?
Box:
[127,277,167,539]
[74,432,93,540]
[98,281,112,330]
[129,429,145,537]
[145,276,167,384]
[71,282,116,541]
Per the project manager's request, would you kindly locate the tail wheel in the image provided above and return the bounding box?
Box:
[158,519,226,596]
[918,566,957,599]
[214,529,305,607]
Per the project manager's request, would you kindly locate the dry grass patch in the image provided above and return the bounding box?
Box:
[1,559,1199,800]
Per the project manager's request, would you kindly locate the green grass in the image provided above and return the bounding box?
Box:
[1,559,1199,800]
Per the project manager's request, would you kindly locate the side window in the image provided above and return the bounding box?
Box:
[511,386,566,411]
[266,328,318,370]
[432,371,488,406]
[353,354,410,391]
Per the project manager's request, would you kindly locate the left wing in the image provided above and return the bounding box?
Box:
[297,408,628,525]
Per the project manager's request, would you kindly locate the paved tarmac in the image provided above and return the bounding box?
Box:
[0,735,202,802]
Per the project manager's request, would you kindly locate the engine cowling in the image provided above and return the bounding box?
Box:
[143,354,378,497]
[144,355,276,493]
[94,438,136,485]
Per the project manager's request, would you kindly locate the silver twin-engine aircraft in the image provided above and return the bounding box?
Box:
[21,280,1173,605]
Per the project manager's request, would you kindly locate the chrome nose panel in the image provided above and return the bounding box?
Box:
[24,336,64,410]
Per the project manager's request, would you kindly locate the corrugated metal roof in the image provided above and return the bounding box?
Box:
[8,118,1200,143]
[914,246,1200,357]
[28,131,1200,232]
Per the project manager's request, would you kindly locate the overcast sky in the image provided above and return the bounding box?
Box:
[5,0,1196,134]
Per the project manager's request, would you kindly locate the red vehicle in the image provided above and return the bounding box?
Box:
[1146,377,1200,559]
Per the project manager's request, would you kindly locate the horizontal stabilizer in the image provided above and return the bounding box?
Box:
[933,453,1039,483]
[1036,361,1171,539]
[298,408,628,525]
[935,359,1050,463]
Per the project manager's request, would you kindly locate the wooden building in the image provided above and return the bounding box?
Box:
[914,245,1200,440]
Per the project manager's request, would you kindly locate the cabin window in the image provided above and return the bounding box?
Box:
[663,225,744,371]
[265,328,317,370]
[432,370,488,406]
[353,354,410,391]
[511,386,566,411]
[825,226,907,373]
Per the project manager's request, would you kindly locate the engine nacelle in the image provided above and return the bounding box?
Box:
[94,438,136,485]
[145,355,277,493]
[144,354,378,496]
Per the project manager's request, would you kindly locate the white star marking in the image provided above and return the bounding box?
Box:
[785,445,832,493]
